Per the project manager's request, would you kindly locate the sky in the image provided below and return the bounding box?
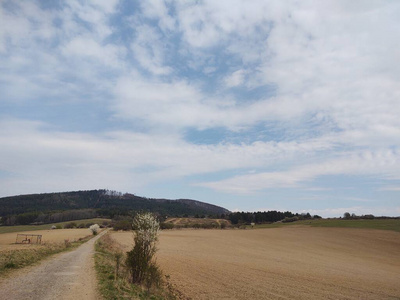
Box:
[1,0,399,217]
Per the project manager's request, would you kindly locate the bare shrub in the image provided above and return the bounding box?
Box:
[114,251,123,280]
[160,222,174,230]
[64,222,77,229]
[64,239,71,248]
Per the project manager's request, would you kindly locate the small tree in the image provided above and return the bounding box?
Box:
[90,224,100,235]
[126,212,161,286]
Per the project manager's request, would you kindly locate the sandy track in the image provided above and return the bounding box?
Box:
[112,227,400,300]
[0,230,106,300]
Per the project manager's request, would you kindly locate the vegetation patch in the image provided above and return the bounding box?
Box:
[251,218,400,232]
[164,217,230,229]
[304,218,400,232]
[0,235,92,276]
[0,218,111,234]
[95,232,176,300]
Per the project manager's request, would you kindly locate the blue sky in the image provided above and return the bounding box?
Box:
[1,0,399,217]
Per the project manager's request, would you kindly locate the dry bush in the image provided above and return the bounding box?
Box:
[95,232,175,299]
[126,213,161,287]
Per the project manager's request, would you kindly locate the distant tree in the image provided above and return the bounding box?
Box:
[363,214,375,219]
[344,212,351,219]
[90,224,100,235]
[64,222,77,229]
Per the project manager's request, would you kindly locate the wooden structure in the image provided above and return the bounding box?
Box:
[16,233,42,244]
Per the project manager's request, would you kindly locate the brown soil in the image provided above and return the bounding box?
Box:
[111,227,400,300]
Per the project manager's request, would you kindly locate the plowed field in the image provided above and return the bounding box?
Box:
[111,227,400,299]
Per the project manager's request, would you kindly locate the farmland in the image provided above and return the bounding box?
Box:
[0,228,93,251]
[111,226,400,299]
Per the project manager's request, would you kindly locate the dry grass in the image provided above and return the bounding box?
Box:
[111,227,400,299]
[0,228,95,251]
[0,228,96,275]
[0,231,93,275]
[164,218,230,228]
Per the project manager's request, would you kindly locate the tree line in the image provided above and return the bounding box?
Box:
[1,209,98,226]
[228,211,295,224]
[228,211,322,224]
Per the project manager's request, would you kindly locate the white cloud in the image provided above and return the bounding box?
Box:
[140,0,176,32]
[0,118,336,197]
[131,24,172,75]
[171,0,400,146]
[176,0,272,50]
[378,186,400,192]
[65,0,119,39]
[62,36,124,67]
[224,70,247,88]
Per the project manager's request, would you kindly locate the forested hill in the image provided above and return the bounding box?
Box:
[0,190,230,220]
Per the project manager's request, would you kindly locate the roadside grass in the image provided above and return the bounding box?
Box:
[0,218,111,234]
[95,233,176,300]
[0,235,92,276]
[251,219,400,232]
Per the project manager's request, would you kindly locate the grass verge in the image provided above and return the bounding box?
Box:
[0,218,111,234]
[252,218,400,232]
[95,233,177,300]
[0,235,92,276]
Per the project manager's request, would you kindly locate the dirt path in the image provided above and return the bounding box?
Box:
[0,230,106,300]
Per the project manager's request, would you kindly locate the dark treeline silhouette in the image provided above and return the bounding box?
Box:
[0,190,230,226]
[229,211,296,224]
[228,211,322,224]
[2,209,97,226]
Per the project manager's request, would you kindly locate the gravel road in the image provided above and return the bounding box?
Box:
[0,230,106,300]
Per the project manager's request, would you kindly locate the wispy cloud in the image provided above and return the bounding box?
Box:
[197,149,400,193]
[378,186,400,192]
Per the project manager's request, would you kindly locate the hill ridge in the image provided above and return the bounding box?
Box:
[0,189,230,220]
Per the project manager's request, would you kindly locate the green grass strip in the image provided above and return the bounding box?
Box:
[252,218,400,232]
